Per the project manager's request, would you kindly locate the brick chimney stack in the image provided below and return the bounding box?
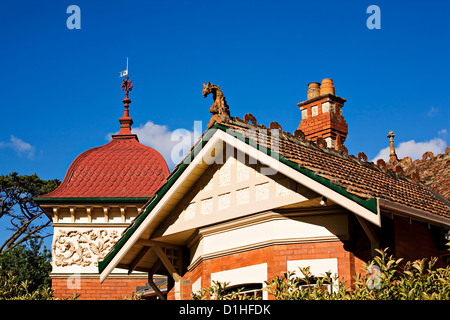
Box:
[297,79,348,149]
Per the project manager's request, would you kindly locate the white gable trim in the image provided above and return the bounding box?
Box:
[100,131,226,282]
[100,129,380,282]
[220,132,381,226]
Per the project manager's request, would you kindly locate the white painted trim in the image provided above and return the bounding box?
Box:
[100,129,381,282]
[188,237,341,271]
[287,258,339,291]
[189,215,347,269]
[210,263,268,300]
[287,258,338,278]
[220,132,381,226]
[51,273,147,279]
[100,133,225,282]
[191,277,202,295]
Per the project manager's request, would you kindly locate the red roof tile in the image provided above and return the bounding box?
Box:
[220,119,450,219]
[40,136,169,198]
[393,151,450,202]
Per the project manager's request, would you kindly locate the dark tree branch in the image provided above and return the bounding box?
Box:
[0,172,60,252]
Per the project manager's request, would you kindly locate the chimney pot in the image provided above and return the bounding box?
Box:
[319,78,335,96]
[307,82,321,100]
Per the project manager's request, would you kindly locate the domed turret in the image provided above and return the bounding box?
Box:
[36,70,169,300]
[41,137,169,198]
[41,74,169,199]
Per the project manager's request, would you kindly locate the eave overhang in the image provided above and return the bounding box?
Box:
[378,198,450,228]
[34,197,151,204]
[98,124,384,282]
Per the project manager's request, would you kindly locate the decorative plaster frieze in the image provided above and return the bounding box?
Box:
[53,229,120,268]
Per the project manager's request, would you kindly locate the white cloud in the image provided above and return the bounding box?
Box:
[427,107,439,117]
[107,121,203,169]
[371,137,447,162]
[0,135,36,159]
[438,128,448,137]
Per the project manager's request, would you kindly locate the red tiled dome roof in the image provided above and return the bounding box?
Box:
[41,136,169,198]
[40,75,170,199]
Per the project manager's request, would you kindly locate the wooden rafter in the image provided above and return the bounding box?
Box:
[128,238,183,282]
[136,238,182,250]
[153,244,182,282]
[128,246,152,275]
[356,215,380,257]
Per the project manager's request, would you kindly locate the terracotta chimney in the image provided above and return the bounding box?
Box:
[297,79,348,149]
[319,78,335,95]
[307,82,321,100]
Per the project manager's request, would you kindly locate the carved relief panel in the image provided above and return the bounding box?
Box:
[52,227,123,273]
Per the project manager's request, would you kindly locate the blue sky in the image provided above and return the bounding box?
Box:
[0,0,449,181]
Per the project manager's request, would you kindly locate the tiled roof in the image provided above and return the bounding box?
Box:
[40,136,170,199]
[98,121,449,276]
[219,118,450,219]
[394,150,450,202]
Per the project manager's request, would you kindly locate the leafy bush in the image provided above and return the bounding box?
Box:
[192,280,262,300]
[193,248,450,300]
[264,267,342,300]
[0,270,53,300]
[350,248,450,300]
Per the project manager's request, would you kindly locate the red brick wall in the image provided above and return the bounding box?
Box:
[297,97,348,143]
[172,241,363,300]
[51,276,148,300]
[393,216,440,262]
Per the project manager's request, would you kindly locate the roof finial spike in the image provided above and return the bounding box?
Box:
[387,130,398,163]
[116,74,134,135]
[120,57,132,107]
[121,74,133,103]
[113,59,137,139]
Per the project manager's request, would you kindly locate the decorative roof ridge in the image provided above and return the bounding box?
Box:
[223,114,426,187]
[199,81,446,194]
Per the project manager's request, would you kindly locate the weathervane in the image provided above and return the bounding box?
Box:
[114,58,135,137]
[120,57,133,102]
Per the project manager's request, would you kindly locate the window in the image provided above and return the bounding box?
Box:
[224,283,263,299]
[210,263,268,299]
[287,258,338,293]
[297,276,333,293]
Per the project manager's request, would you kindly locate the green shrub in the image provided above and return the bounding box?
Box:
[193,248,450,300]
[0,237,52,293]
[0,237,54,300]
[191,280,262,300]
[0,270,53,300]
[264,267,345,300]
[350,248,450,300]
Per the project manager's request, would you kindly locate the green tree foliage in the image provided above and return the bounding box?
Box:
[193,248,450,300]
[0,237,53,300]
[0,237,52,293]
[0,172,60,252]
